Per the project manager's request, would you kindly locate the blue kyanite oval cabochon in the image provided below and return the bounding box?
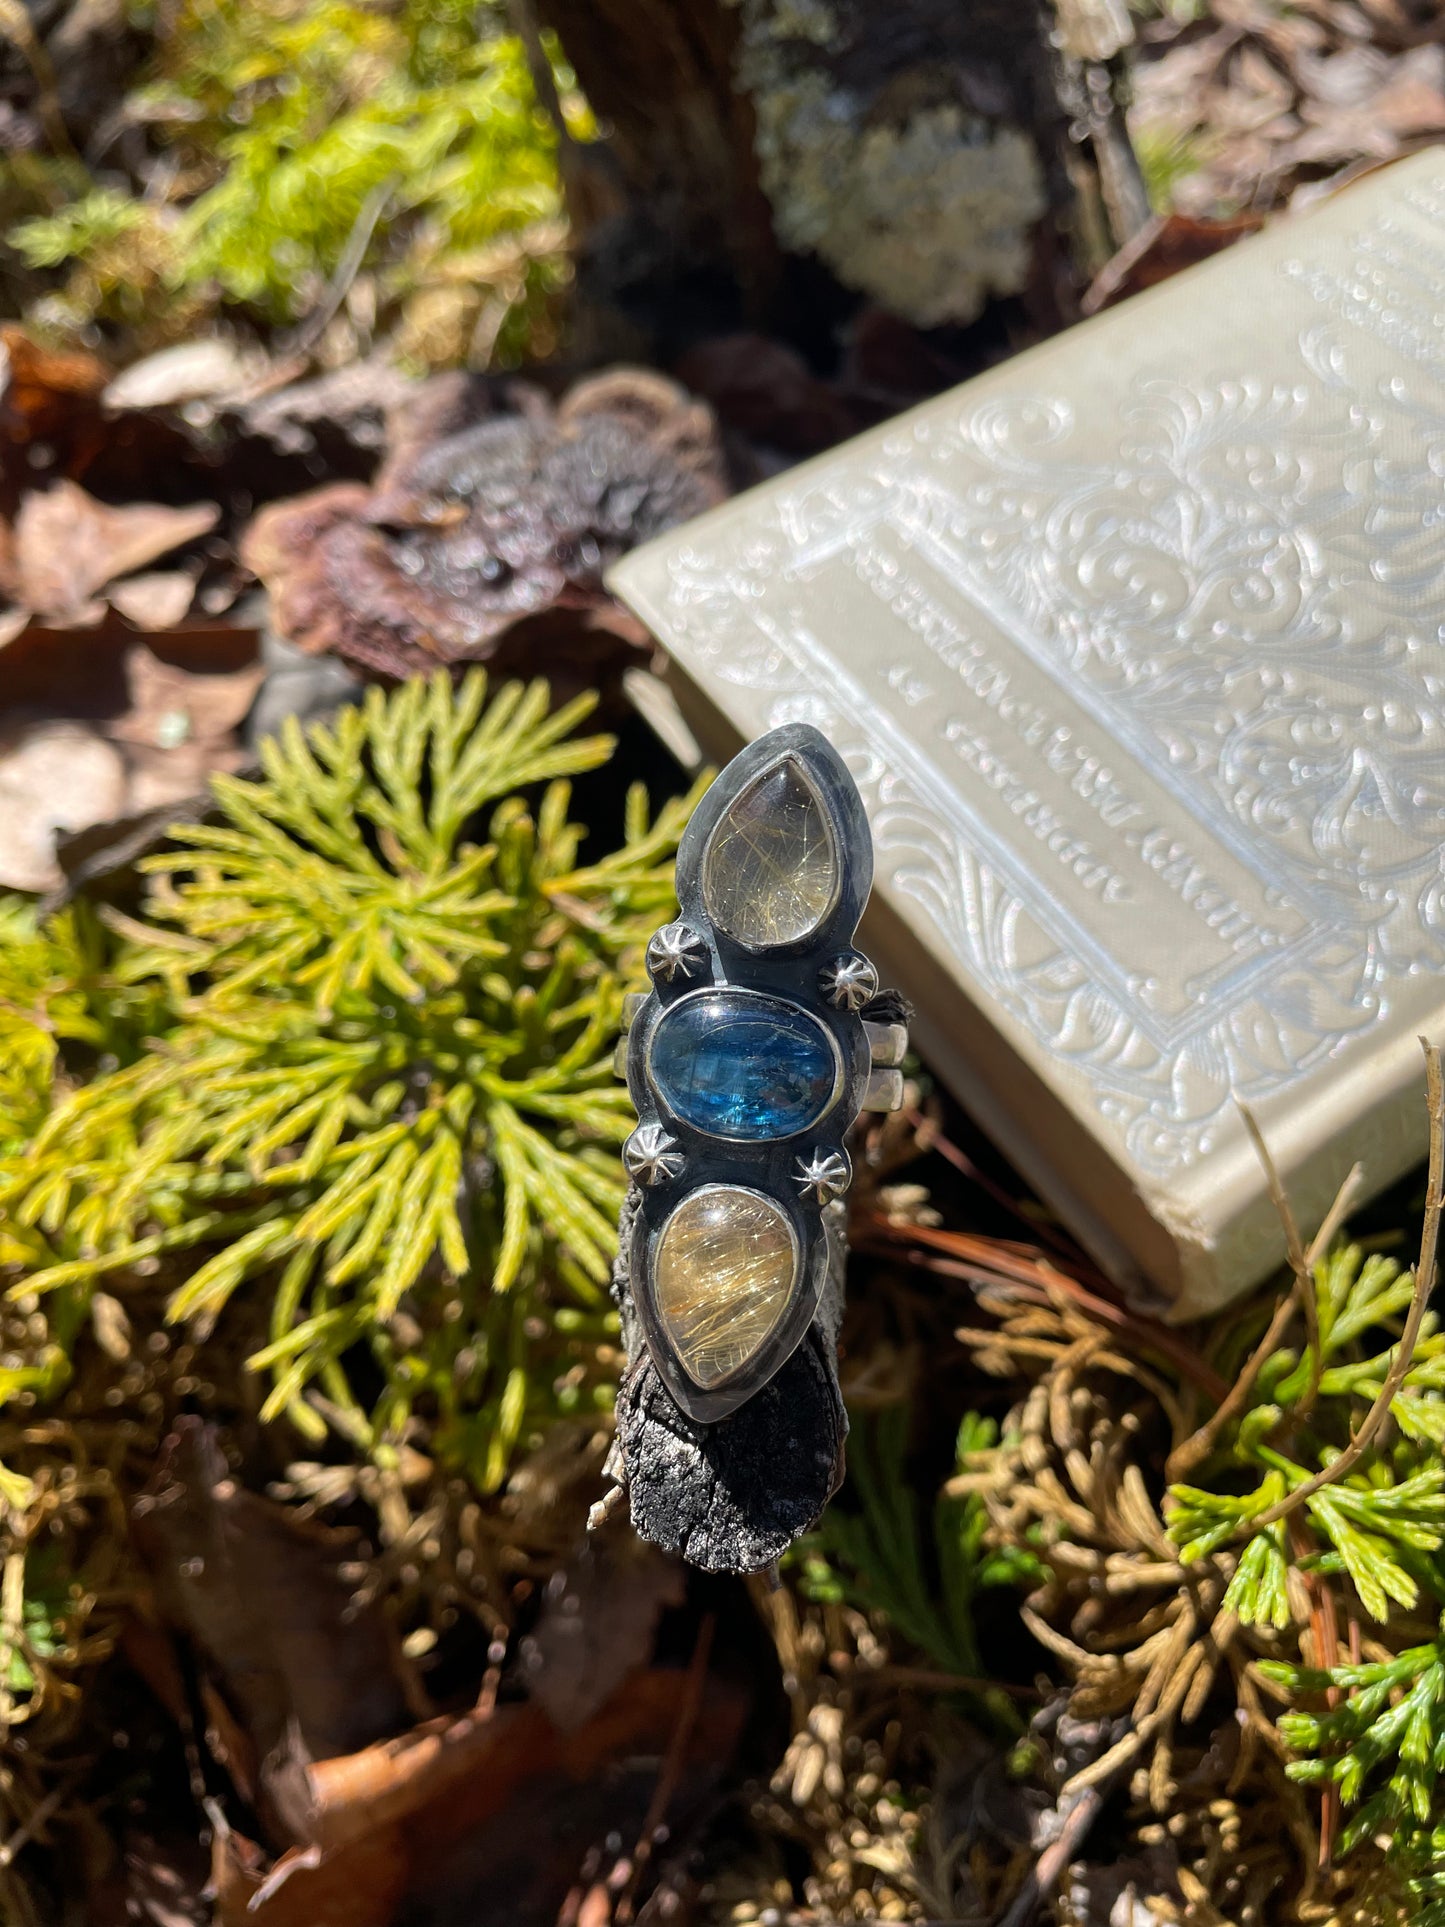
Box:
[648,990,838,1141]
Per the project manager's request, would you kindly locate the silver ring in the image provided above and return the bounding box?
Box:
[616,724,905,1422]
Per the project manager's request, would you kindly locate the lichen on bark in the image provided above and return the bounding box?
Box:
[732,0,1048,326]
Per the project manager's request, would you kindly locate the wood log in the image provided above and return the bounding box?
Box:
[524,0,1149,346]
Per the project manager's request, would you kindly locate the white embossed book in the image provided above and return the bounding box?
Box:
[609,151,1445,1318]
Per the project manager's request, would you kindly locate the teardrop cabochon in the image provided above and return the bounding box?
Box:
[623,723,877,1421]
[628,1179,831,1420]
[652,1184,798,1389]
[678,726,873,959]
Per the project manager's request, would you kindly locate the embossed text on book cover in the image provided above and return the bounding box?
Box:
[609,153,1445,1317]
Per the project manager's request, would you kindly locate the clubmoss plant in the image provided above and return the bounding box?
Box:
[920,1053,1443,1921]
[1167,1237,1445,1630]
[1162,1074,1445,1921]
[2,671,703,1491]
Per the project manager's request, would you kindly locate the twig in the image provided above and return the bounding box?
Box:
[862,1215,1230,1403]
[1166,1158,1365,1484]
[1165,1284,1299,1484]
[1305,1162,1366,1272]
[863,1663,1039,1699]
[990,1779,1117,1927]
[1239,1040,1443,1539]
[0,1778,70,1870]
[281,174,396,359]
[0,1551,24,1732]
[612,1611,715,1925]
[1240,1103,1324,1401]
[903,1107,1113,1289]
[506,0,569,144]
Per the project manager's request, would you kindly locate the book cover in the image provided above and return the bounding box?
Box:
[609,152,1445,1317]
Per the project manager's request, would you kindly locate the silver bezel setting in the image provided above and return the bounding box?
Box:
[644,1180,803,1402]
[643,986,846,1146]
[619,722,898,1423]
[699,750,844,954]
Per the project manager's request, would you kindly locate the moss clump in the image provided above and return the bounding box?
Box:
[6,0,588,364]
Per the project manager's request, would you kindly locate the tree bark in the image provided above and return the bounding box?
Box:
[526,0,1148,350]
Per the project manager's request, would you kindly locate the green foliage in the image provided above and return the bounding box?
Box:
[1163,1236,1445,1899]
[1,672,702,1490]
[1167,1242,1445,1627]
[1262,1633,1445,1925]
[798,1406,1041,1725]
[1,1550,62,1698]
[5,0,585,363]
[1131,121,1212,215]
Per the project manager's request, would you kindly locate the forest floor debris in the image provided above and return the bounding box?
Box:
[1,4,1444,1922]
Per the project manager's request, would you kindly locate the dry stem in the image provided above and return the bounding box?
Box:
[1240,1039,1443,1538]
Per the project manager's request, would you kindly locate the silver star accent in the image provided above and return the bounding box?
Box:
[624,1123,684,1187]
[820,952,878,1012]
[793,1148,851,1205]
[647,921,706,983]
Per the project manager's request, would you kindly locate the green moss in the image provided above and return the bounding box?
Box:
[797,1406,1042,1727]
[6,0,588,362]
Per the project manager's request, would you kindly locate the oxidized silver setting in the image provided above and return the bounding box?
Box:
[821,953,879,1012]
[793,1148,852,1205]
[623,1123,684,1187]
[646,921,707,983]
[616,722,906,1423]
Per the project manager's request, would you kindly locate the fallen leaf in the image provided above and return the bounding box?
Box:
[108,571,198,631]
[0,623,259,909]
[518,1533,685,1732]
[122,738,251,814]
[48,790,226,914]
[0,619,259,718]
[130,1419,413,1822]
[13,481,219,624]
[103,339,260,414]
[109,640,263,812]
[0,326,108,451]
[0,511,16,602]
[0,718,128,891]
[1370,45,1445,132]
[226,356,415,459]
[107,641,264,751]
[211,1668,749,1927]
[1082,211,1266,313]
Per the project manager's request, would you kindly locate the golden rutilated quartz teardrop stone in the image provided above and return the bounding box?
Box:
[654,1187,797,1387]
[701,755,840,947]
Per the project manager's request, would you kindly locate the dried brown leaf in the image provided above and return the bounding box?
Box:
[130,1421,412,1795]
[107,642,263,751]
[107,571,198,632]
[517,1534,685,1731]
[211,1669,748,1927]
[13,482,219,623]
[0,718,128,891]
[0,327,108,450]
